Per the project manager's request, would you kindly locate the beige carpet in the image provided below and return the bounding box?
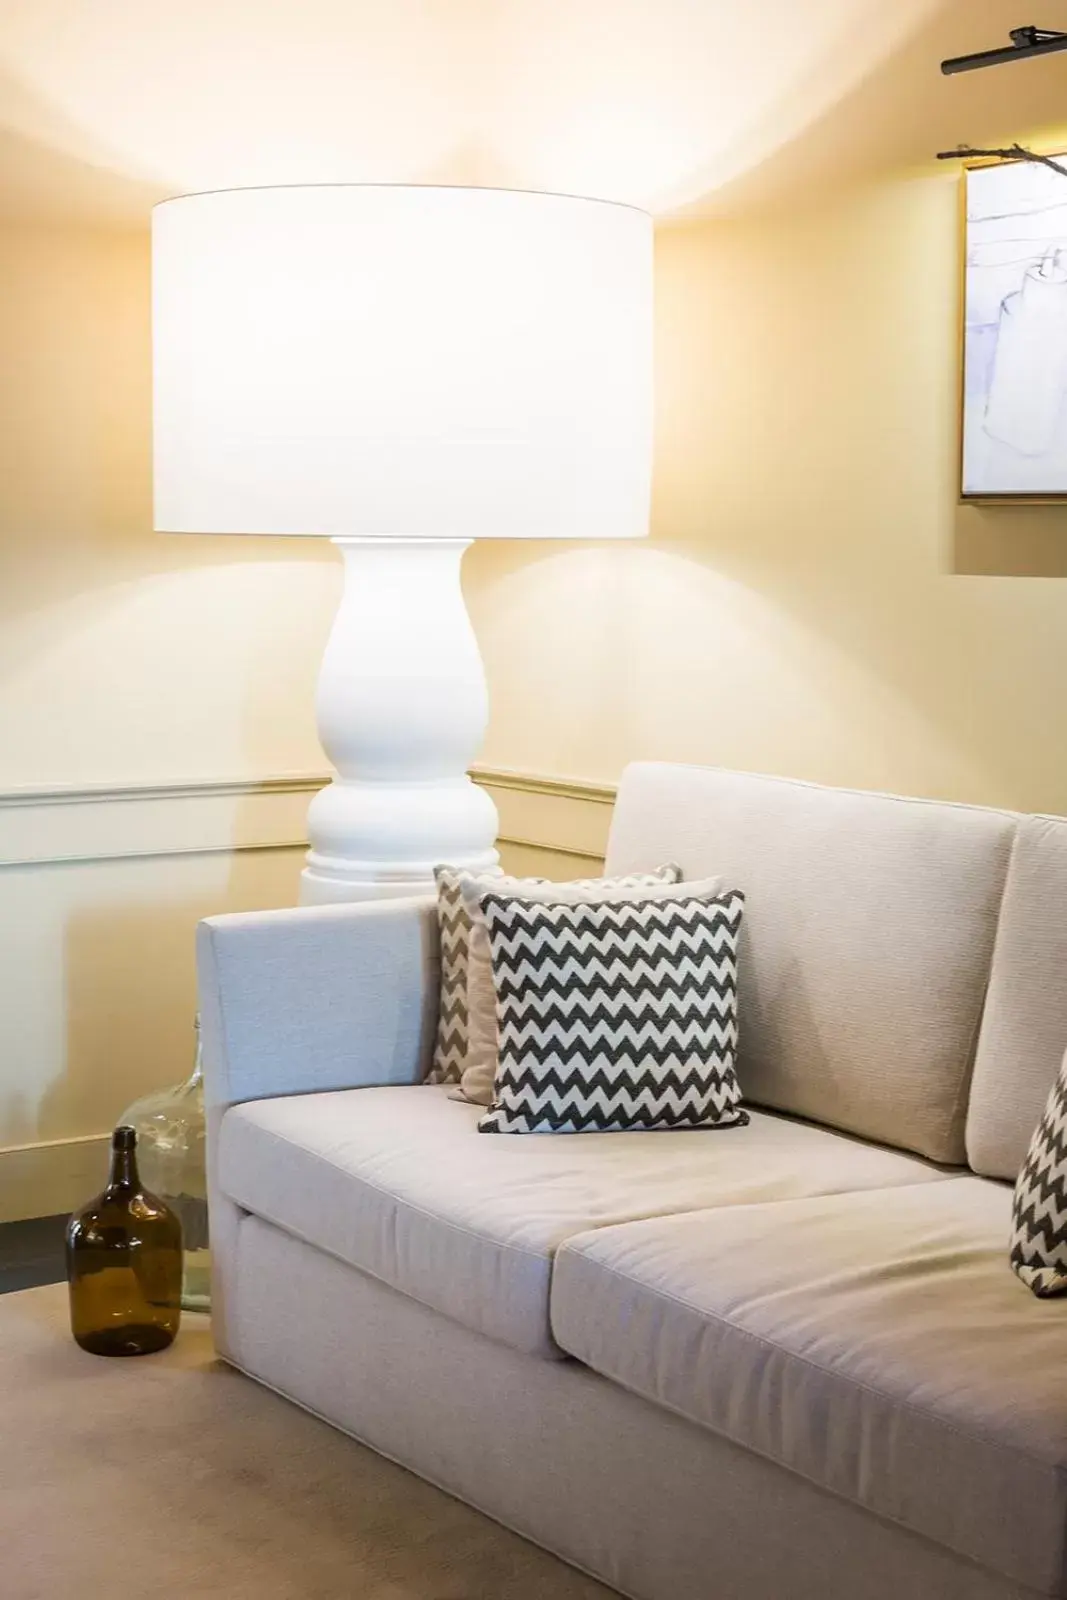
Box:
[3,1285,615,1600]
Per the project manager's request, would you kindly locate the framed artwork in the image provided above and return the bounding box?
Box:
[961,155,1067,501]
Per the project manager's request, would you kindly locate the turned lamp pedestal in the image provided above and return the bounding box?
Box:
[301,538,499,903]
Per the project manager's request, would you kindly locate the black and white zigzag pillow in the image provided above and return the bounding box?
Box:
[1011,1048,1067,1298]
[429,863,678,1085]
[477,889,748,1135]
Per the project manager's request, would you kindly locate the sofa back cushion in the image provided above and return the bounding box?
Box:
[605,763,1015,1163]
[967,815,1067,1179]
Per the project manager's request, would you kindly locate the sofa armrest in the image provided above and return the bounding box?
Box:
[197,895,439,1113]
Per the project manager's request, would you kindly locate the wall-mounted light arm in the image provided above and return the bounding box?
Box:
[942,23,1067,74]
[935,142,1067,178]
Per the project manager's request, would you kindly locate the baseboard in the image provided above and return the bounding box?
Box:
[0,1134,111,1224]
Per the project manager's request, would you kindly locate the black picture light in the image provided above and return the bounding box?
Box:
[942,24,1067,73]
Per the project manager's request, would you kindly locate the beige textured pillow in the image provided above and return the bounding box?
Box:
[430,864,649,1083]
[430,866,526,1083]
[456,867,719,1107]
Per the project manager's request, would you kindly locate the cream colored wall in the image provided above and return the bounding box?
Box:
[0,224,339,1218]
[0,224,339,789]
[467,169,1067,817]
[12,163,1067,1216]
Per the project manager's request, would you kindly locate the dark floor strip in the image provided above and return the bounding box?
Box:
[0,1214,68,1294]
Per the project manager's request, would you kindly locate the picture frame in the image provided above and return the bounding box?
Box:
[960,153,1067,502]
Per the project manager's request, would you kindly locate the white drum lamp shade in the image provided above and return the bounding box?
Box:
[152,185,653,901]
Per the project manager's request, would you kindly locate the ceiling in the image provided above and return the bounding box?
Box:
[2,0,1067,226]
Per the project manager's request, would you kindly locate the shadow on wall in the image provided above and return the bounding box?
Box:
[954,503,1067,578]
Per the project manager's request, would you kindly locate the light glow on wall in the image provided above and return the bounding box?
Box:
[0,0,943,221]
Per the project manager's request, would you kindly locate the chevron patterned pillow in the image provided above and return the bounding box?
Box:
[1010,1048,1067,1298]
[430,863,680,1087]
[477,888,748,1135]
[454,863,685,1104]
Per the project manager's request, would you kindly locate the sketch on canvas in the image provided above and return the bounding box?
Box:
[963,158,1067,498]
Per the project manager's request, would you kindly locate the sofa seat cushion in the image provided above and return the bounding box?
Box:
[552,1178,1067,1598]
[218,1083,950,1363]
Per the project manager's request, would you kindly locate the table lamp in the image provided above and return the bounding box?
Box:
[152,185,652,903]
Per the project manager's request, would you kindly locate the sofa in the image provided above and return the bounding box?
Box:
[197,761,1067,1600]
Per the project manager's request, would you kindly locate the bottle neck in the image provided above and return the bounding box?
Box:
[107,1132,140,1193]
[189,1014,203,1089]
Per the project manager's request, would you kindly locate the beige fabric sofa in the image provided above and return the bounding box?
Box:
[198,763,1067,1600]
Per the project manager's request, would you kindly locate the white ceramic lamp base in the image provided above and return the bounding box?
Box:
[300,539,500,904]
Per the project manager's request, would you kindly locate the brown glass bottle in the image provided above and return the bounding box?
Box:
[66,1126,183,1356]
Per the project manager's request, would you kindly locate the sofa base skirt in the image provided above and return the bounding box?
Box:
[223,1212,1034,1600]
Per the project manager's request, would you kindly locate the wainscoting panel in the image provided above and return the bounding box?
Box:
[2,1135,112,1227]
[0,776,324,1222]
[0,767,616,1221]
[0,773,327,868]
[474,766,613,879]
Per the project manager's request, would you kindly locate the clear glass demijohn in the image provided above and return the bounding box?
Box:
[119,1016,210,1311]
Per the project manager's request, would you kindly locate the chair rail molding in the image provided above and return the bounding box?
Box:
[0,767,617,871]
[0,773,329,868]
